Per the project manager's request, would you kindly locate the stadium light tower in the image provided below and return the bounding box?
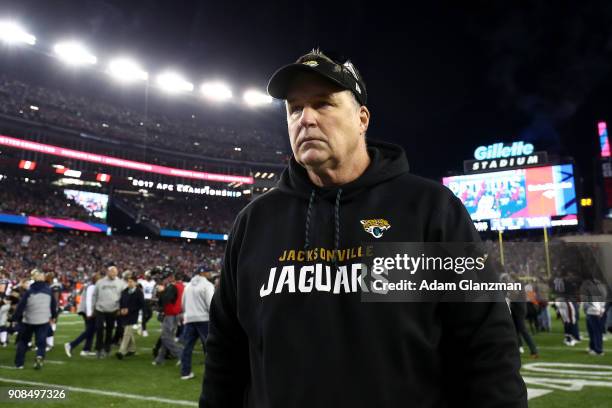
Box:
[200,81,233,102]
[0,21,36,45]
[108,57,148,82]
[53,41,97,65]
[156,71,194,93]
[243,89,273,106]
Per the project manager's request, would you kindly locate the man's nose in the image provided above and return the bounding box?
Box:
[298,106,317,127]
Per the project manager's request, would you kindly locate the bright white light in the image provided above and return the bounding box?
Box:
[54,41,97,65]
[29,105,39,111]
[108,58,148,82]
[0,21,36,45]
[243,89,272,106]
[64,169,82,178]
[200,82,232,101]
[156,72,193,93]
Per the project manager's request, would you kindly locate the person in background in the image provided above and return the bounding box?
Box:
[138,270,156,337]
[116,272,144,360]
[581,277,608,356]
[0,267,12,300]
[0,296,11,346]
[45,272,61,351]
[93,265,126,358]
[179,265,215,380]
[65,273,99,357]
[555,299,579,346]
[13,269,57,369]
[111,271,130,345]
[152,267,184,366]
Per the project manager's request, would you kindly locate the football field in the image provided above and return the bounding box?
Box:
[0,311,610,407]
[0,313,202,407]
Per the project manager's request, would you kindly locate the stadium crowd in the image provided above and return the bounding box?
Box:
[121,194,245,232]
[0,75,289,164]
[0,181,100,222]
[0,228,224,288]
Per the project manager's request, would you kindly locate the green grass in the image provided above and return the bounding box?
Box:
[0,313,203,407]
[518,311,612,407]
[0,310,610,406]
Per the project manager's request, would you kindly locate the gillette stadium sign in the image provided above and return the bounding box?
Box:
[464,141,548,174]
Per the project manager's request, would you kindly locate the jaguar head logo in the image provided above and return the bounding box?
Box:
[360,219,391,239]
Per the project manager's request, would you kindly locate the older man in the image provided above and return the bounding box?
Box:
[93,265,126,358]
[200,49,527,407]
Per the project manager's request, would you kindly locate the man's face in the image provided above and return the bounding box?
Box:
[286,73,369,169]
[107,266,118,279]
[127,278,136,288]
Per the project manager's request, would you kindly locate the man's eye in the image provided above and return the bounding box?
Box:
[290,106,303,115]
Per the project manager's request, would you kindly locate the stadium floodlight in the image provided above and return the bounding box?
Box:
[156,71,193,93]
[108,57,148,82]
[0,21,36,45]
[53,41,97,65]
[243,89,272,106]
[200,81,232,101]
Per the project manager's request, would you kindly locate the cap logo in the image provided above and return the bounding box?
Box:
[342,61,359,81]
[302,60,319,67]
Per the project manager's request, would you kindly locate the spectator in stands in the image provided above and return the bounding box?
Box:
[0,74,289,164]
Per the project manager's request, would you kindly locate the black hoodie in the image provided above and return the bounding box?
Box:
[201,139,527,408]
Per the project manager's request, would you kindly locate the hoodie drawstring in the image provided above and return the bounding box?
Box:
[304,189,316,251]
[332,188,343,272]
[303,188,343,272]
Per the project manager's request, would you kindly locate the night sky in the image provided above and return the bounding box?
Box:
[2,0,612,192]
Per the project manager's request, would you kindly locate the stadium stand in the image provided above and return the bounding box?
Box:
[0,179,100,223]
[0,74,290,164]
[116,194,245,233]
[0,227,224,287]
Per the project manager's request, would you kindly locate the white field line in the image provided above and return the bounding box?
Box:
[526,388,552,400]
[0,360,65,369]
[0,377,197,406]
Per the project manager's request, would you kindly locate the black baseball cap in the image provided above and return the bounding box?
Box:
[267,49,367,105]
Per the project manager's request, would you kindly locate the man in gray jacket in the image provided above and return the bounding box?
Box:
[179,265,215,380]
[93,265,126,358]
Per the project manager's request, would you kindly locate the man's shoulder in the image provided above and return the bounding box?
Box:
[230,188,286,225]
[393,172,452,196]
[240,188,285,211]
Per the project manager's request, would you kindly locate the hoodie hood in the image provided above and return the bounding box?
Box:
[276,138,411,258]
[189,275,208,287]
[29,281,49,293]
[277,138,409,202]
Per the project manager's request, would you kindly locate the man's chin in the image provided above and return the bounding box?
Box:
[297,152,329,168]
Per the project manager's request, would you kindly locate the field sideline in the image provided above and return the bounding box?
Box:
[0,310,610,407]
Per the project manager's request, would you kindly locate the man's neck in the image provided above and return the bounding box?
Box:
[305,148,371,188]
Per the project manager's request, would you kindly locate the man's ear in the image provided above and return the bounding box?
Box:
[359,105,370,134]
